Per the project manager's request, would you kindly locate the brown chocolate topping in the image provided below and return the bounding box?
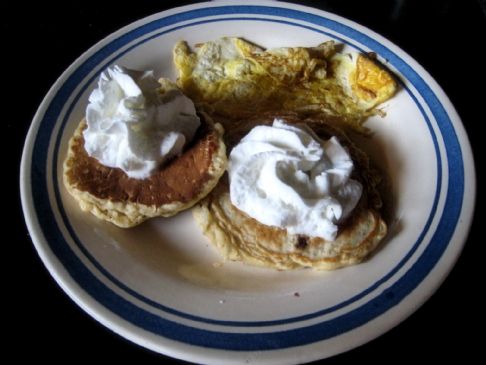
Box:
[66,119,220,206]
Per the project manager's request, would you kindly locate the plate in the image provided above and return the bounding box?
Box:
[20,1,475,364]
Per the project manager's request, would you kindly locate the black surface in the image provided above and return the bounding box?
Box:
[7,1,484,363]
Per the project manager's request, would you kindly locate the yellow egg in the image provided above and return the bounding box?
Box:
[173,37,397,133]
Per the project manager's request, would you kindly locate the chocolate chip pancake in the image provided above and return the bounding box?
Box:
[192,114,387,270]
[64,112,227,227]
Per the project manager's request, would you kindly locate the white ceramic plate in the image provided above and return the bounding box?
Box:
[20,1,475,364]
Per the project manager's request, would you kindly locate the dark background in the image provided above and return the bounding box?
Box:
[6,0,484,363]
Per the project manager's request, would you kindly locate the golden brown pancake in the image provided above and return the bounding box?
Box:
[63,112,227,227]
[192,113,387,270]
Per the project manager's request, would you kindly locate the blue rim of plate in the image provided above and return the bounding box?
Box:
[28,5,464,351]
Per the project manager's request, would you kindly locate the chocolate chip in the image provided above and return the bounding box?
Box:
[296,235,308,250]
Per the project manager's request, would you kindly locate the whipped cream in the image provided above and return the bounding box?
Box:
[83,65,200,179]
[228,119,362,241]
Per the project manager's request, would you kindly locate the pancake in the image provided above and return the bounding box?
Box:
[63,112,227,227]
[192,113,386,270]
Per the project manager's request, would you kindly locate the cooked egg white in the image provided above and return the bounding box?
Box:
[173,37,397,133]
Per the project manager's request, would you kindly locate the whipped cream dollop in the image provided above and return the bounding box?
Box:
[83,65,200,179]
[228,119,363,241]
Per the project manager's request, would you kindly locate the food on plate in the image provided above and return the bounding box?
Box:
[173,37,397,133]
[193,113,386,270]
[177,37,396,269]
[64,36,396,270]
[63,66,227,227]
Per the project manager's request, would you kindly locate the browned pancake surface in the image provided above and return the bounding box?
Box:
[65,119,220,206]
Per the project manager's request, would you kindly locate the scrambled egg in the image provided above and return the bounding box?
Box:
[173,37,397,133]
